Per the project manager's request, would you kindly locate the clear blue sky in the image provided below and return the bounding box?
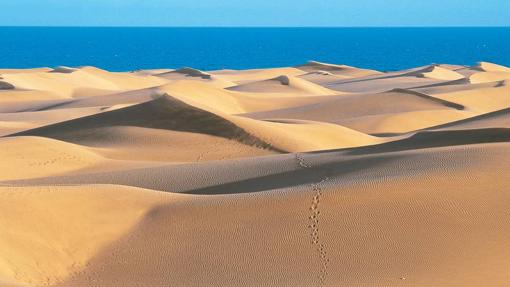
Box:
[1,0,509,27]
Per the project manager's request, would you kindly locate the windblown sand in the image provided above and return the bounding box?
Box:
[1,61,510,287]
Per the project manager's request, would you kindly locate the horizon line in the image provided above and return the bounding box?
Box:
[1,25,509,28]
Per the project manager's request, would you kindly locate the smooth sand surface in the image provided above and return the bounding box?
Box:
[1,61,510,287]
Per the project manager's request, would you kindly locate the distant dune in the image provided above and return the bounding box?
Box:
[226,74,338,95]
[1,61,510,287]
[405,65,465,80]
[295,60,382,77]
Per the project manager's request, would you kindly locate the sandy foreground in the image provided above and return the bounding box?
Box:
[1,61,510,286]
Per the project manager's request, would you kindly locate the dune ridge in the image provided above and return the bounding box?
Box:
[2,61,510,287]
[295,60,382,77]
[8,94,277,152]
[226,74,339,95]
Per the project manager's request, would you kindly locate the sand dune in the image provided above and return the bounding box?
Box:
[436,63,468,70]
[2,62,510,287]
[226,75,338,95]
[243,88,465,127]
[225,116,387,152]
[159,81,338,115]
[297,70,350,86]
[0,184,180,286]
[428,80,510,112]
[154,68,236,88]
[321,65,469,93]
[427,107,510,131]
[406,65,465,80]
[1,67,167,99]
[9,94,274,153]
[295,60,382,77]
[157,67,212,79]
[469,71,510,84]
[41,143,510,287]
[473,61,510,73]
[449,62,510,84]
[208,67,306,83]
[0,136,103,180]
[0,67,52,74]
[336,109,472,134]
[325,75,443,93]
[0,106,112,136]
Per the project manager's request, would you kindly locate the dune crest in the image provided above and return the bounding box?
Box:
[411,65,465,80]
[156,67,212,79]
[296,60,382,77]
[474,61,510,72]
[173,67,212,78]
[226,74,338,95]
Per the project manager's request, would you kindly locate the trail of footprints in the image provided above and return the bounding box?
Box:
[27,147,93,167]
[295,153,330,287]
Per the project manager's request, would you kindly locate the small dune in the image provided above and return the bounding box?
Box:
[428,81,510,112]
[225,115,386,152]
[426,107,510,131]
[463,62,510,84]
[407,65,465,80]
[473,61,510,73]
[469,71,510,84]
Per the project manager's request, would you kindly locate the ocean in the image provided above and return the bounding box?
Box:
[1,27,509,71]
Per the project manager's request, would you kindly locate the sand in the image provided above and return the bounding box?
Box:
[1,61,510,287]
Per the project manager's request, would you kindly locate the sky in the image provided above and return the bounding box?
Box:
[1,0,509,27]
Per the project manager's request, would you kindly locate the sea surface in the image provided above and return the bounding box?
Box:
[1,27,509,71]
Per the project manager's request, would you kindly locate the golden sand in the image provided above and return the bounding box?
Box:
[1,61,510,286]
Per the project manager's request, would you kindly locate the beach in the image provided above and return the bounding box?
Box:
[1,61,510,286]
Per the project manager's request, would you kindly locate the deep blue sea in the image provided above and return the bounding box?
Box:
[0,27,509,72]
